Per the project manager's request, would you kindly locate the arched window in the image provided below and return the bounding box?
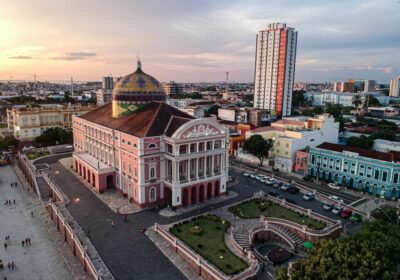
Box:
[150,188,156,202]
[148,143,157,149]
[374,169,380,180]
[394,173,399,184]
[382,171,388,182]
[150,167,155,179]
[311,155,315,164]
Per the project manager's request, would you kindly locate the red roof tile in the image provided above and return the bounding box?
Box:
[79,102,194,137]
[316,142,400,162]
[251,126,285,133]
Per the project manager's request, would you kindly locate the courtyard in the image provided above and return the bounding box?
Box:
[229,198,327,230]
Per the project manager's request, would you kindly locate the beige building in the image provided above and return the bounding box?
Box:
[241,115,339,172]
[7,104,96,140]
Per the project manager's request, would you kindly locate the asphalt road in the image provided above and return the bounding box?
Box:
[33,154,362,280]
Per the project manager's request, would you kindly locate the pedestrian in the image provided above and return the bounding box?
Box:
[28,238,31,245]
[124,214,127,222]
[13,199,15,205]
[25,238,28,245]
[111,220,114,227]
[31,211,34,217]
[7,262,10,270]
[4,243,7,250]
[22,240,24,247]
[11,261,14,270]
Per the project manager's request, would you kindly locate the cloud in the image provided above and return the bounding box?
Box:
[52,51,96,61]
[9,55,34,59]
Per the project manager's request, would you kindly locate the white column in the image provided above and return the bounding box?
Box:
[172,159,176,184]
[196,157,199,180]
[186,160,189,181]
[211,154,215,176]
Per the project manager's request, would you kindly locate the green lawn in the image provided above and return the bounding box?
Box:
[26,150,50,160]
[229,198,326,230]
[170,215,248,275]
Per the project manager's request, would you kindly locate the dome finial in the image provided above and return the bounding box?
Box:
[137,57,142,70]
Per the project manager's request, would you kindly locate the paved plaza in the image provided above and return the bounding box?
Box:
[0,165,73,280]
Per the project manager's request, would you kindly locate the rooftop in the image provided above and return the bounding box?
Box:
[316,142,400,162]
[79,102,194,138]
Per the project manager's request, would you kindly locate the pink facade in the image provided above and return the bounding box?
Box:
[294,149,309,175]
[72,116,229,208]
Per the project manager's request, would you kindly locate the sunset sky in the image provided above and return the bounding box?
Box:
[0,0,399,83]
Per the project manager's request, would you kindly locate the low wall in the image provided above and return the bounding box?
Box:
[154,223,259,280]
[15,155,113,280]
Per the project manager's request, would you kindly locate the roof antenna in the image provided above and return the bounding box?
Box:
[137,51,141,70]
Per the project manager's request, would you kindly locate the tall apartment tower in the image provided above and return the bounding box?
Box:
[390,76,400,97]
[253,23,297,117]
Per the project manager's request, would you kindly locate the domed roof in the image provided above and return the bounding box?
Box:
[113,60,165,95]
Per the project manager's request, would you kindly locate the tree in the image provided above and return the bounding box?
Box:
[207,105,220,115]
[35,128,73,145]
[352,95,363,108]
[242,135,273,166]
[276,220,400,280]
[0,136,19,151]
[292,90,305,107]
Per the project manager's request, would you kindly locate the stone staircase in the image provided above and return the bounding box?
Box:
[269,224,303,246]
[233,232,251,250]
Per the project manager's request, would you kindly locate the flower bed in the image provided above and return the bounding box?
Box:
[26,151,50,160]
[229,198,326,230]
[170,214,248,275]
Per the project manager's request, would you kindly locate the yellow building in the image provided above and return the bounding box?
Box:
[7,104,96,141]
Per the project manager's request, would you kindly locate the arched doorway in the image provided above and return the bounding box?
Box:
[334,174,339,183]
[328,172,332,181]
[199,185,205,202]
[92,173,96,187]
[191,186,197,204]
[182,188,189,206]
[309,168,314,177]
[83,166,86,180]
[164,186,172,206]
[341,176,346,186]
[349,178,354,189]
[366,182,371,194]
[373,184,378,196]
[214,181,220,197]
[106,175,113,189]
[392,187,398,199]
[322,171,326,181]
[207,183,212,200]
[357,180,363,191]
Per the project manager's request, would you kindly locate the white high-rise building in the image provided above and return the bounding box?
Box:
[390,76,400,97]
[253,23,297,117]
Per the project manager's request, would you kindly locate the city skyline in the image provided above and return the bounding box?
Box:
[0,0,399,83]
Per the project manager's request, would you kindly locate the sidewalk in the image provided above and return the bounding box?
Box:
[0,165,81,280]
[59,157,145,214]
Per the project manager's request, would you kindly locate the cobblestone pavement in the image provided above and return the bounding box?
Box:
[0,165,74,280]
[59,157,144,214]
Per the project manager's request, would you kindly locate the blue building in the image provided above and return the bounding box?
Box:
[308,142,400,199]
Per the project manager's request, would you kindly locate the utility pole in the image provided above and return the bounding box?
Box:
[71,77,74,97]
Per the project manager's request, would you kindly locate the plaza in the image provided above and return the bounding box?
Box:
[0,165,73,280]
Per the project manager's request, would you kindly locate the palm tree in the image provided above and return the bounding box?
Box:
[352,95,363,108]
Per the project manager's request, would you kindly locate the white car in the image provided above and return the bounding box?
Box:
[243,173,250,177]
[327,183,341,190]
[332,206,343,215]
[302,192,315,201]
[249,174,256,179]
[269,178,278,184]
[280,184,292,191]
[329,195,344,204]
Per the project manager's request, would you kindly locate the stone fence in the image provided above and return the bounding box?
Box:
[154,223,259,280]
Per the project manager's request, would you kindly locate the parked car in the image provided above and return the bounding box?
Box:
[285,198,297,205]
[268,191,282,199]
[327,183,341,190]
[302,192,315,201]
[329,195,344,203]
[340,209,353,219]
[322,202,334,211]
[264,179,273,185]
[269,178,278,184]
[272,182,282,188]
[243,173,250,177]
[249,173,257,179]
[332,206,343,215]
[287,186,300,194]
[350,213,363,223]
[280,183,292,191]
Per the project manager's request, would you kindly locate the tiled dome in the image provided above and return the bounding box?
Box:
[113,60,165,95]
[112,60,166,118]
